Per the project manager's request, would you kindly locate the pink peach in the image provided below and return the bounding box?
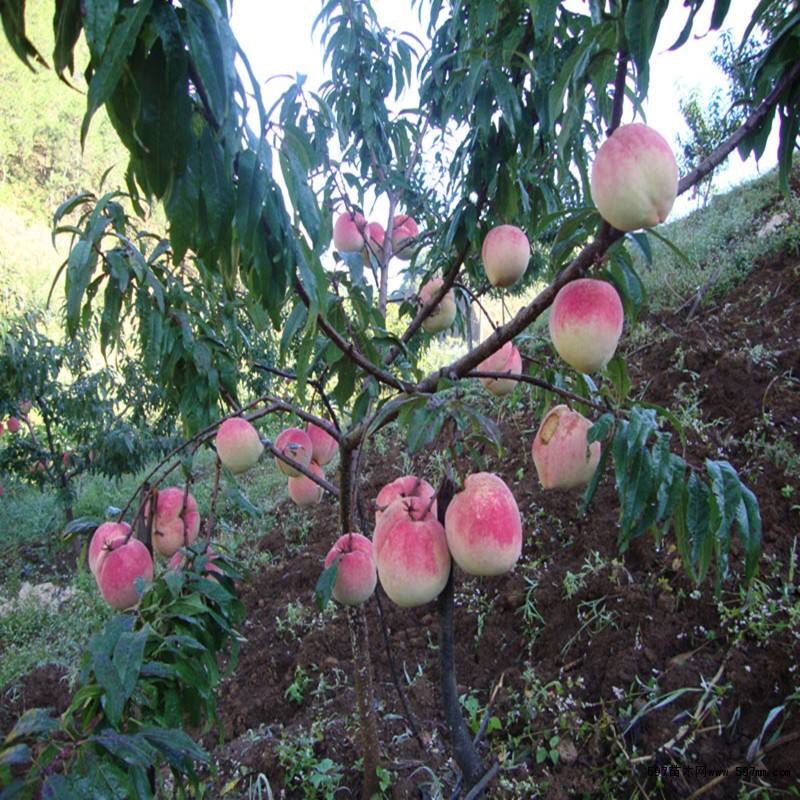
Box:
[88,521,132,575]
[590,123,678,231]
[375,475,437,525]
[548,278,624,373]
[95,537,154,609]
[419,278,457,334]
[391,214,419,260]
[375,501,450,607]
[148,487,201,557]
[481,225,530,288]
[333,211,366,253]
[373,494,437,560]
[444,472,522,576]
[362,221,385,263]
[288,460,325,507]
[324,533,377,605]
[274,427,313,477]
[477,341,523,396]
[306,421,338,466]
[532,405,601,490]
[216,417,264,474]
[6,417,20,433]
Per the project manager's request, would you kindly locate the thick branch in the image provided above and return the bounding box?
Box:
[677,58,800,196]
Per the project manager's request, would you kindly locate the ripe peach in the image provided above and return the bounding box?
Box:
[88,521,132,575]
[362,221,385,263]
[532,405,601,490]
[481,225,530,287]
[548,278,624,373]
[374,498,450,607]
[477,341,523,396]
[444,472,522,576]
[333,211,366,253]
[306,421,338,466]
[288,460,325,507]
[324,533,377,605]
[215,417,264,474]
[7,417,20,433]
[274,427,313,477]
[375,475,437,525]
[373,494,436,558]
[148,487,201,558]
[391,215,419,261]
[590,123,678,232]
[95,538,154,609]
[419,278,457,334]
[0,422,4,436]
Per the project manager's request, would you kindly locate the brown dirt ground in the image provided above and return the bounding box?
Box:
[2,251,798,799]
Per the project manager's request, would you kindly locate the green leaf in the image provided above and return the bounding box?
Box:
[112,630,148,699]
[81,0,154,146]
[587,413,615,444]
[5,708,59,743]
[53,0,82,77]
[0,744,30,768]
[623,0,669,97]
[0,0,48,70]
[83,0,119,59]
[315,561,339,612]
[605,355,630,403]
[183,0,229,124]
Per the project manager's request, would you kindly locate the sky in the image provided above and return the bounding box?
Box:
[231,0,776,219]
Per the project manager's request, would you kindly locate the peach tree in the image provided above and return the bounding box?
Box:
[1,0,798,796]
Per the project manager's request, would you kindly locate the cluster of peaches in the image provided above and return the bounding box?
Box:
[84,122,678,613]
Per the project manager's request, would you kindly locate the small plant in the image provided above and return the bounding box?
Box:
[285,665,312,705]
[276,723,344,799]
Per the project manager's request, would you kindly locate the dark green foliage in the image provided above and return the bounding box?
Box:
[0,545,245,796]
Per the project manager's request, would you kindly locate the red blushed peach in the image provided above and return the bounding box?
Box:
[477,341,523,396]
[419,277,457,334]
[216,417,264,474]
[6,417,20,433]
[375,501,450,608]
[333,211,366,253]
[274,427,313,477]
[391,214,419,261]
[444,472,522,576]
[95,538,154,609]
[288,460,325,507]
[88,521,132,575]
[532,405,601,490]
[375,475,437,525]
[481,225,530,288]
[548,278,624,373]
[373,494,437,559]
[324,533,377,605]
[148,487,201,558]
[590,123,678,232]
[362,221,385,263]
[306,421,338,466]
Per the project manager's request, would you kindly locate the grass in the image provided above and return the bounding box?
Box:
[636,166,800,310]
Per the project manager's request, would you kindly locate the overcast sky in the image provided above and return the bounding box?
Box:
[231,1,776,218]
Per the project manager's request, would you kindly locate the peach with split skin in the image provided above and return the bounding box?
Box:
[375,499,451,608]
[333,210,366,253]
[94,537,154,609]
[324,533,377,606]
[274,427,313,477]
[6,417,20,434]
[288,460,325,507]
[148,487,201,558]
[375,476,437,526]
[590,123,678,232]
[88,521,132,575]
[481,225,530,288]
[548,278,624,373]
[477,341,523,396]
[373,494,437,559]
[391,215,419,261]
[306,421,338,467]
[216,417,264,474]
[419,278,457,334]
[444,472,522,576]
[532,405,602,490]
